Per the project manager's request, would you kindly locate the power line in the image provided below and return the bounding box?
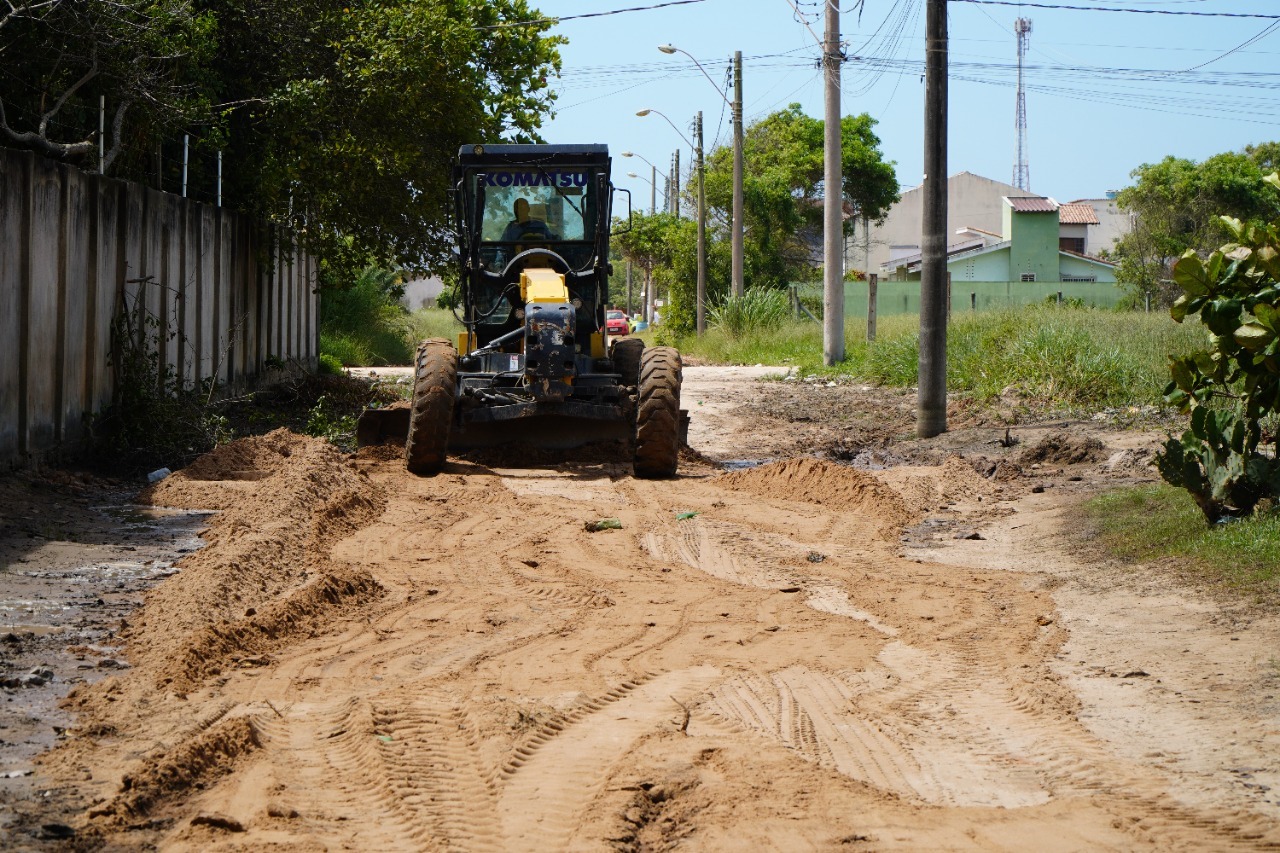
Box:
[950,1,1280,19]
[473,0,708,30]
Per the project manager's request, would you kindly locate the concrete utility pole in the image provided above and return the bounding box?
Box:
[918,0,949,438]
[731,50,746,297]
[695,111,707,335]
[672,148,681,218]
[822,0,844,366]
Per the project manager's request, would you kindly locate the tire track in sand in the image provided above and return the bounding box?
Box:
[497,667,720,849]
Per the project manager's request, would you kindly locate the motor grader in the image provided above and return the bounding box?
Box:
[357,143,684,477]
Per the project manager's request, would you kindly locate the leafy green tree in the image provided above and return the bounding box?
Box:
[1113,149,1280,306]
[209,0,563,277]
[1,0,563,278]
[700,104,898,289]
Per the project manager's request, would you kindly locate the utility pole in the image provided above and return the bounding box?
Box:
[650,164,657,215]
[918,0,949,438]
[822,0,844,366]
[695,111,707,335]
[672,148,681,218]
[731,50,745,297]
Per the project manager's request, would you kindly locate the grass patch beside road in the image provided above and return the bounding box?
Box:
[1083,484,1280,603]
[675,305,1204,410]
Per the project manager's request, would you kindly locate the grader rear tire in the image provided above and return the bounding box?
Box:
[405,339,457,476]
[633,346,682,479]
[611,337,644,387]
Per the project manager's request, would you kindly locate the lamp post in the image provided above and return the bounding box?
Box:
[658,44,743,298]
[621,151,667,215]
[637,106,707,334]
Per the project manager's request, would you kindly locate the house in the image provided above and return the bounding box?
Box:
[844,172,1041,275]
[884,195,1117,284]
[845,172,1129,276]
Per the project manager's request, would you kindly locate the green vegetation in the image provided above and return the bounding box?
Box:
[706,288,792,339]
[2,0,563,276]
[1155,173,1280,522]
[406,307,464,345]
[320,267,413,366]
[1083,484,1280,602]
[1112,144,1280,306]
[673,304,1203,410]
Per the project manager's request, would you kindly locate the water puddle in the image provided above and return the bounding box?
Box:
[0,502,212,779]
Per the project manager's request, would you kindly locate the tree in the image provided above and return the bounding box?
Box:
[0,0,564,278]
[206,0,564,276]
[1113,149,1280,305]
[0,0,215,170]
[700,104,898,289]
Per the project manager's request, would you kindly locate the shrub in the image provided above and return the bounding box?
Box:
[318,353,345,375]
[1156,173,1280,522]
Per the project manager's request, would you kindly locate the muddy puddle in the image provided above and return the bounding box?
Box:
[0,498,211,826]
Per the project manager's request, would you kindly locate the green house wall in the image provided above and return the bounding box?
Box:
[1003,206,1060,282]
[1060,252,1117,283]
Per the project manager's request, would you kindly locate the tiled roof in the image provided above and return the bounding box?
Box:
[1060,248,1116,267]
[1005,196,1058,213]
[1059,202,1099,225]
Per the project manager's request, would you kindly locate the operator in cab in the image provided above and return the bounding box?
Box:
[501,198,554,244]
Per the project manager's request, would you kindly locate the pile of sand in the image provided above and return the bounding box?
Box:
[122,429,388,691]
[881,455,997,515]
[716,457,915,531]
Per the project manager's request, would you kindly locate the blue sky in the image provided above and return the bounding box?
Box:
[529,0,1280,206]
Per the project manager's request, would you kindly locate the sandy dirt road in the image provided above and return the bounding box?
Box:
[6,366,1280,850]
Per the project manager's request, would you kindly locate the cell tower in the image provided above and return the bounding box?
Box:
[1013,17,1032,190]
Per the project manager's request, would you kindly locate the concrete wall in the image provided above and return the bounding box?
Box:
[842,279,1123,319]
[0,147,318,468]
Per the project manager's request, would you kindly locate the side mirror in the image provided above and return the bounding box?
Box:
[610,188,633,235]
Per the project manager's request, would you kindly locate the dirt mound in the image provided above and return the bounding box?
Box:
[118,430,386,692]
[1019,430,1106,465]
[715,457,914,530]
[879,455,997,515]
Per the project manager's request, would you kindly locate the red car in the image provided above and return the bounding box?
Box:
[605,309,630,336]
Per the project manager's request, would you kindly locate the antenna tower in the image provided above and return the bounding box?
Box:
[1013,17,1032,190]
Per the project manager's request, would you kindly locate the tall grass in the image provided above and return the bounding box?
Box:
[674,304,1206,409]
[320,267,414,366]
[707,287,792,338]
[406,307,464,344]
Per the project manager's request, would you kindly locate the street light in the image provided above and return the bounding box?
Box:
[657,44,744,300]
[637,107,709,334]
[621,151,667,215]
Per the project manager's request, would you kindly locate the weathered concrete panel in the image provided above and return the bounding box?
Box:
[0,149,32,464]
[197,206,216,383]
[27,155,62,452]
[62,170,90,443]
[1,153,319,466]
[90,179,122,415]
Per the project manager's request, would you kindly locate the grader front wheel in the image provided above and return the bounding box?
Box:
[405,339,457,475]
[633,346,682,479]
